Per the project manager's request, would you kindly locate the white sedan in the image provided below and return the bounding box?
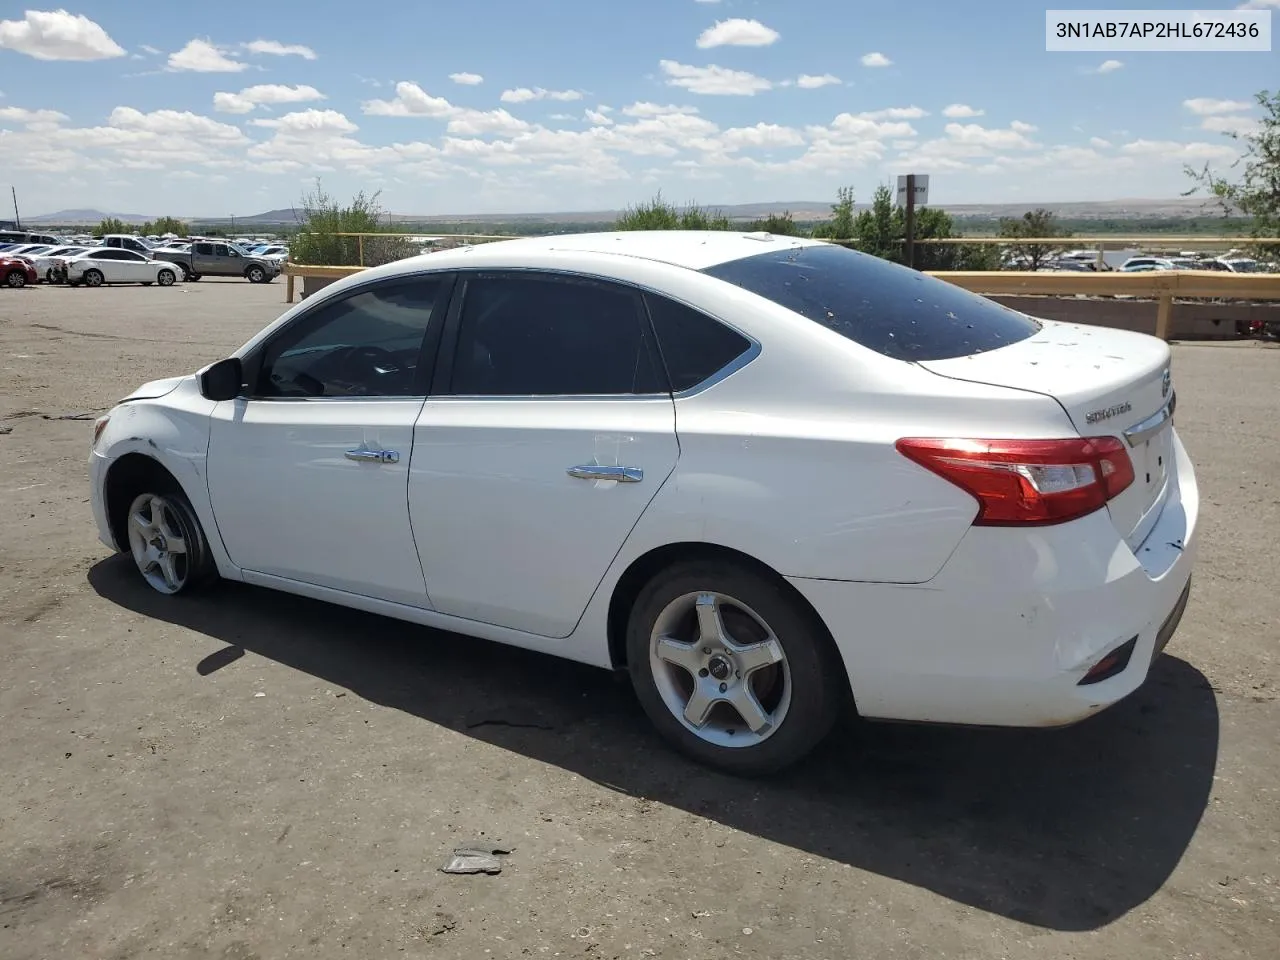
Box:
[88,232,1197,775]
[65,248,180,287]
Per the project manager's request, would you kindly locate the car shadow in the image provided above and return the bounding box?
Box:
[88,557,1218,931]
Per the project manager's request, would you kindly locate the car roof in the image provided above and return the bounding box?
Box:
[418,231,821,272]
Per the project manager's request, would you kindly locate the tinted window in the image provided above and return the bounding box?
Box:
[256,280,442,398]
[449,274,663,396]
[644,294,751,392]
[118,250,146,262]
[702,244,1040,362]
[195,243,213,255]
[95,250,128,260]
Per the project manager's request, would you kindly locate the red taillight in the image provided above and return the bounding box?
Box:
[895,436,1135,526]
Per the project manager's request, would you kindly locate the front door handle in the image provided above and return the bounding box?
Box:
[345,448,400,464]
[567,465,643,483]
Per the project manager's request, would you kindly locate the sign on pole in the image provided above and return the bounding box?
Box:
[896,174,929,206]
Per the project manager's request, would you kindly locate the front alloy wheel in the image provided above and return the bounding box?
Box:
[126,493,197,594]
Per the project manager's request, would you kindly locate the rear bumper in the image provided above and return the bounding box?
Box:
[789,428,1199,728]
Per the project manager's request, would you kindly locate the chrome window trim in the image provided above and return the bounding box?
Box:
[1123,392,1176,447]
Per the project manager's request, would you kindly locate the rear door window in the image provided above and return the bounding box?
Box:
[702,244,1040,362]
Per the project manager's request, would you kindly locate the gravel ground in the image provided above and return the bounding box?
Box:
[1,280,1277,960]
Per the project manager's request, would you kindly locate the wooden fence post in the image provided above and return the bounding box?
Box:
[285,271,295,304]
[1155,292,1173,340]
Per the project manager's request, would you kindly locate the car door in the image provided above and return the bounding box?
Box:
[206,274,452,606]
[210,243,239,276]
[115,249,151,282]
[409,270,680,638]
[192,242,217,275]
[91,249,130,282]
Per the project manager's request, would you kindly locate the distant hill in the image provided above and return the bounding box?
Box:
[25,208,152,224]
[29,197,1230,227]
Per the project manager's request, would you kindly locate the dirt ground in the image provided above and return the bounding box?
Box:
[1,280,1277,960]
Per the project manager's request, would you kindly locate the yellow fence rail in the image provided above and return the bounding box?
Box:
[283,263,1280,341]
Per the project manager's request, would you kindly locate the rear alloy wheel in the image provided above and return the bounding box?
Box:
[83,269,104,287]
[5,270,26,288]
[626,561,845,776]
[125,490,213,595]
[157,269,176,287]
[246,265,266,283]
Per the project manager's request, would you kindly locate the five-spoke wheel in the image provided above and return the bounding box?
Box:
[627,560,845,776]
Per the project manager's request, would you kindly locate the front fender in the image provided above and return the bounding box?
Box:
[94,382,239,578]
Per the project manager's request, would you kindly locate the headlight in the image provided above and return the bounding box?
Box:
[92,415,110,450]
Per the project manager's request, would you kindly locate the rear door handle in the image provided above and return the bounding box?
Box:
[345,448,400,464]
[567,465,643,483]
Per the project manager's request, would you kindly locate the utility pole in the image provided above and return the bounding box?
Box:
[904,173,916,270]
[11,187,21,229]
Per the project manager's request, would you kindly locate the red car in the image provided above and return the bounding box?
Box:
[2,255,38,289]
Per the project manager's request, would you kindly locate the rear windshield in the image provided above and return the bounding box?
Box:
[702,243,1040,361]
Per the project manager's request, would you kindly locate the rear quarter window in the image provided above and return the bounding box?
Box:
[702,244,1040,362]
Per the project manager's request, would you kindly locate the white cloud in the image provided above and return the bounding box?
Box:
[696,18,780,48]
[500,87,584,103]
[168,39,246,73]
[243,39,318,60]
[860,52,892,67]
[0,105,68,129]
[1095,59,1123,73]
[719,123,804,150]
[820,113,918,141]
[139,44,161,56]
[796,73,841,89]
[446,108,532,137]
[250,109,358,136]
[1201,114,1260,135]
[213,84,326,114]
[0,9,124,60]
[1235,1,1280,8]
[585,108,613,125]
[858,106,927,120]
[1010,120,1037,133]
[109,107,248,142]
[622,102,700,117]
[1090,136,1111,148]
[363,82,455,118]
[942,103,983,118]
[659,60,772,95]
[449,72,484,85]
[1183,97,1252,115]
[1120,139,1239,163]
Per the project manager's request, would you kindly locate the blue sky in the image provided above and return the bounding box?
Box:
[0,1,1275,217]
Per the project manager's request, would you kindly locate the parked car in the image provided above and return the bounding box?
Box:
[1,254,39,288]
[99,234,158,255]
[30,245,90,282]
[88,232,1196,775]
[151,239,281,283]
[1119,257,1177,272]
[64,248,181,287]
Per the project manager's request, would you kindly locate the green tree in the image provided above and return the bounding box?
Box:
[96,216,127,236]
[852,184,901,260]
[813,185,855,240]
[747,210,800,236]
[290,180,415,266]
[615,192,733,231]
[141,216,188,236]
[1185,89,1279,258]
[998,208,1072,270]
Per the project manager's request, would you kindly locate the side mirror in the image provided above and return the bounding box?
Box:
[198,357,244,401]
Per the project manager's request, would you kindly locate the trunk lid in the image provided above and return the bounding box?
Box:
[918,319,1175,548]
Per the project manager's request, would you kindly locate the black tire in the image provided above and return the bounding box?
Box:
[84,269,104,287]
[245,265,266,283]
[45,269,56,283]
[120,484,217,595]
[625,560,846,776]
[188,273,202,281]
[156,269,175,287]
[5,270,26,288]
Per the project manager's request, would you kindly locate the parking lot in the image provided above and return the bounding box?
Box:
[1,279,1277,959]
